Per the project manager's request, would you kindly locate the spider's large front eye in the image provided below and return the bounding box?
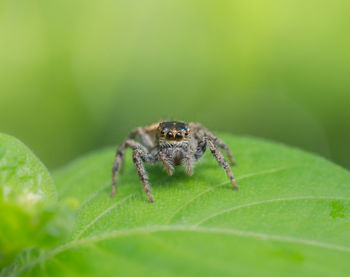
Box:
[166,131,174,139]
[176,132,183,140]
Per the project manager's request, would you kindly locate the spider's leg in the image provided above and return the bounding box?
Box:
[111,139,150,196]
[132,149,155,202]
[190,122,236,166]
[118,158,126,174]
[213,137,236,166]
[111,145,125,196]
[185,156,194,176]
[159,152,174,176]
[118,127,154,174]
[130,127,154,149]
[207,138,238,190]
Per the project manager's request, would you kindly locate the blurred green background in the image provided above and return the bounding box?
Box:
[0,0,349,169]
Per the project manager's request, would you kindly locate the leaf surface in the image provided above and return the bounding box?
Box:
[0,133,56,204]
[13,135,350,276]
[0,134,68,269]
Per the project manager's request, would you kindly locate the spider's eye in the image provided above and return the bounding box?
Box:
[161,129,166,135]
[183,129,189,136]
[166,131,174,139]
[176,132,183,140]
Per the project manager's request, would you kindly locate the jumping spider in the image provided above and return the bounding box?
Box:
[111,121,238,202]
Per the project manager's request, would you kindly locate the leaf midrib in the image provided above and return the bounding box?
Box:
[14,222,350,277]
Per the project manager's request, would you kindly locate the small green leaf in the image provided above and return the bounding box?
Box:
[11,135,350,276]
[0,134,71,268]
[0,133,56,205]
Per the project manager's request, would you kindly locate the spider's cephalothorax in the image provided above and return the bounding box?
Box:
[111,121,238,202]
[157,121,191,166]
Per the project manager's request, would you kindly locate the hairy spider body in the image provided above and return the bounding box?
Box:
[111,121,238,202]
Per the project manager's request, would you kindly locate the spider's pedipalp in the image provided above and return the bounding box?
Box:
[159,152,174,176]
[185,156,194,176]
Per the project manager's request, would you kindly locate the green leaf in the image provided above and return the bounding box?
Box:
[0,134,71,268]
[0,133,56,205]
[11,135,350,276]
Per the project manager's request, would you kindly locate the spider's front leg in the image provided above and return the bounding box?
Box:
[132,148,155,202]
[111,139,156,202]
[190,123,236,166]
[207,138,238,190]
[213,137,236,166]
[118,127,154,173]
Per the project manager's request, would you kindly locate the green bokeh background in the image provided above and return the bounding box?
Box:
[0,0,349,169]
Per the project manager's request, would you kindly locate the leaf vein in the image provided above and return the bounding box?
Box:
[58,225,350,255]
[74,194,134,240]
[195,195,350,226]
[166,166,296,224]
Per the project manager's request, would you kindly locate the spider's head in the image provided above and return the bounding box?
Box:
[158,121,190,142]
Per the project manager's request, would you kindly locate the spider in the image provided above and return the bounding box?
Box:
[111,121,238,202]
